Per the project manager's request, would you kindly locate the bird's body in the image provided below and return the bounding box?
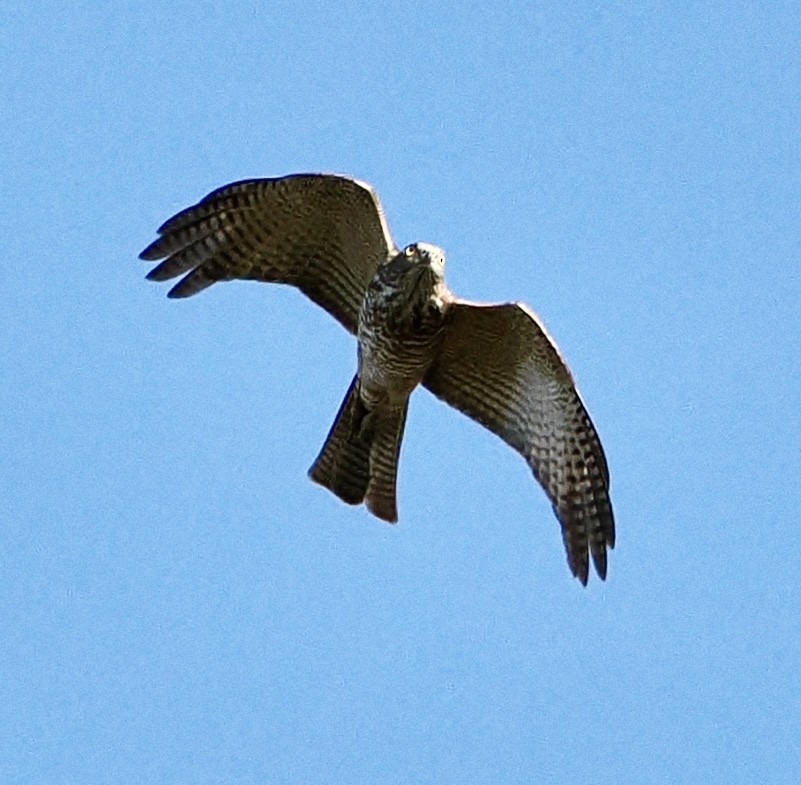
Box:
[140,173,615,584]
[310,243,451,523]
[357,244,450,406]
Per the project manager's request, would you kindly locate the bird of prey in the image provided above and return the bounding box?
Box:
[140,173,614,584]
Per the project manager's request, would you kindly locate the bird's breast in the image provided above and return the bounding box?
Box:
[357,285,447,405]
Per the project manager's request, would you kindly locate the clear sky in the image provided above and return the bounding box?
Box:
[2,2,799,783]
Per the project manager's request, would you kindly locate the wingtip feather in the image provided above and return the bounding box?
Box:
[166,282,192,299]
[145,264,176,282]
[573,562,589,586]
[139,240,165,261]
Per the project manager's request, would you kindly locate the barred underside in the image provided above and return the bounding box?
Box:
[308,376,370,505]
[424,301,615,584]
[308,376,408,523]
[140,174,395,333]
[364,403,408,522]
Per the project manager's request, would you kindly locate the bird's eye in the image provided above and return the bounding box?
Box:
[405,245,416,257]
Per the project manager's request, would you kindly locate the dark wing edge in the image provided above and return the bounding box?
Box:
[423,299,615,584]
[139,173,397,334]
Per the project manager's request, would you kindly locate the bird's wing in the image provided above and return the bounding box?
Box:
[140,174,397,334]
[423,300,614,584]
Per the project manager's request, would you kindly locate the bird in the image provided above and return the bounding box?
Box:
[140,173,615,584]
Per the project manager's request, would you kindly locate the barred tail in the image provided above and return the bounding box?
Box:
[308,375,408,523]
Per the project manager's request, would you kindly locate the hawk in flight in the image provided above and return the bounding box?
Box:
[140,174,614,583]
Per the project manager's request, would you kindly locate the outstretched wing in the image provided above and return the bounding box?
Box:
[423,301,614,584]
[140,174,397,334]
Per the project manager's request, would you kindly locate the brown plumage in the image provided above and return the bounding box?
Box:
[140,173,615,584]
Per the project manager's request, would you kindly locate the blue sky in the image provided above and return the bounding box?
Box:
[2,2,799,783]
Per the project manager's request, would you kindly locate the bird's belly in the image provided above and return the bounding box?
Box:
[357,324,440,407]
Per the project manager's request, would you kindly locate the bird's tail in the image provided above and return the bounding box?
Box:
[308,375,408,522]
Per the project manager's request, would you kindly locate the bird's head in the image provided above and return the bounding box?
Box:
[402,242,446,280]
[371,243,449,314]
[381,242,446,292]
